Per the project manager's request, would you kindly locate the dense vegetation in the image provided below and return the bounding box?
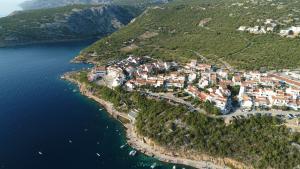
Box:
[72,71,300,169]
[0,4,141,47]
[20,0,169,10]
[81,0,300,70]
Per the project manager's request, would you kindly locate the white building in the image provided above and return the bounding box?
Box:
[88,66,107,82]
[188,73,197,83]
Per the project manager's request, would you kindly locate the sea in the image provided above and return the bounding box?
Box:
[0,41,193,169]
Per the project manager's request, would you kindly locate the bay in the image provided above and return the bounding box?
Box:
[0,42,192,169]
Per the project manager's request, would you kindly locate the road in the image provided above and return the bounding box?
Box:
[221,109,300,120]
[190,50,234,71]
[143,91,203,112]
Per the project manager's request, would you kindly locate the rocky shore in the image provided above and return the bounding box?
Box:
[64,72,251,169]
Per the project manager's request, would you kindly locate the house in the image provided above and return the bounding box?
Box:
[254,96,270,108]
[270,73,300,87]
[217,85,231,97]
[197,92,210,101]
[186,85,200,97]
[271,96,290,107]
[156,79,165,87]
[88,66,106,82]
[287,99,300,110]
[214,96,230,114]
[188,73,197,83]
[137,71,148,80]
[280,26,300,37]
[125,80,136,90]
[266,26,274,32]
[165,79,185,88]
[198,78,209,89]
[209,73,217,84]
[237,26,247,31]
[144,64,154,73]
[164,61,178,71]
[196,64,211,72]
[153,62,166,72]
[259,77,274,86]
[125,66,136,78]
[247,26,266,34]
[216,69,229,79]
[240,94,253,111]
[232,75,242,85]
[112,75,125,87]
[189,60,198,69]
[286,87,300,99]
[107,66,123,77]
[164,62,172,70]
[264,19,274,25]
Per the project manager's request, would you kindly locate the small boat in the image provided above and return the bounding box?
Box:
[172,165,176,169]
[69,140,72,143]
[72,89,77,92]
[129,150,137,156]
[38,151,43,155]
[150,162,157,169]
[99,108,103,111]
[96,153,101,157]
[60,75,65,79]
[120,144,127,149]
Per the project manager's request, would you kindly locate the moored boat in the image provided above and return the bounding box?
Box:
[150,162,157,169]
[129,150,137,156]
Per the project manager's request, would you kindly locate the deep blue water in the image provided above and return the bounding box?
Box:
[0,42,192,169]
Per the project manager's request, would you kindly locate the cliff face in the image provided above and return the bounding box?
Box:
[0,5,140,47]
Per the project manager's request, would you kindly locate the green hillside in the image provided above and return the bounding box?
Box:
[81,0,300,70]
[20,0,169,10]
[0,4,141,47]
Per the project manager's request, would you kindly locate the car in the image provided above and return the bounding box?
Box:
[287,114,294,119]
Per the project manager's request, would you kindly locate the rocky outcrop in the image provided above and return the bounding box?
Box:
[0,5,139,47]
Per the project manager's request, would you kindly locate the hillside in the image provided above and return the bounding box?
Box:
[20,0,170,10]
[71,71,300,169]
[80,0,300,70]
[0,5,141,47]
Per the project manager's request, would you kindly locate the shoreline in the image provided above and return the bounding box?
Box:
[64,73,250,169]
[0,38,98,48]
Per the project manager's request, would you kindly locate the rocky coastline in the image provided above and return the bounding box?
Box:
[64,72,251,169]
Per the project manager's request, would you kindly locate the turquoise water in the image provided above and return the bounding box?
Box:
[0,42,192,169]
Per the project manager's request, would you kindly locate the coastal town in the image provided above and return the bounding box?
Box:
[86,56,300,121]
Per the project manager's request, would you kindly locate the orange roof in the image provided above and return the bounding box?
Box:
[94,66,106,71]
[197,92,209,101]
[270,73,300,87]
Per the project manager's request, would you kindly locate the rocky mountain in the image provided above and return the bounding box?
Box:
[20,0,169,10]
[0,5,141,47]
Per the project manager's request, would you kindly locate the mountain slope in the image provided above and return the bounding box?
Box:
[80,0,300,70]
[0,5,141,47]
[20,0,169,10]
